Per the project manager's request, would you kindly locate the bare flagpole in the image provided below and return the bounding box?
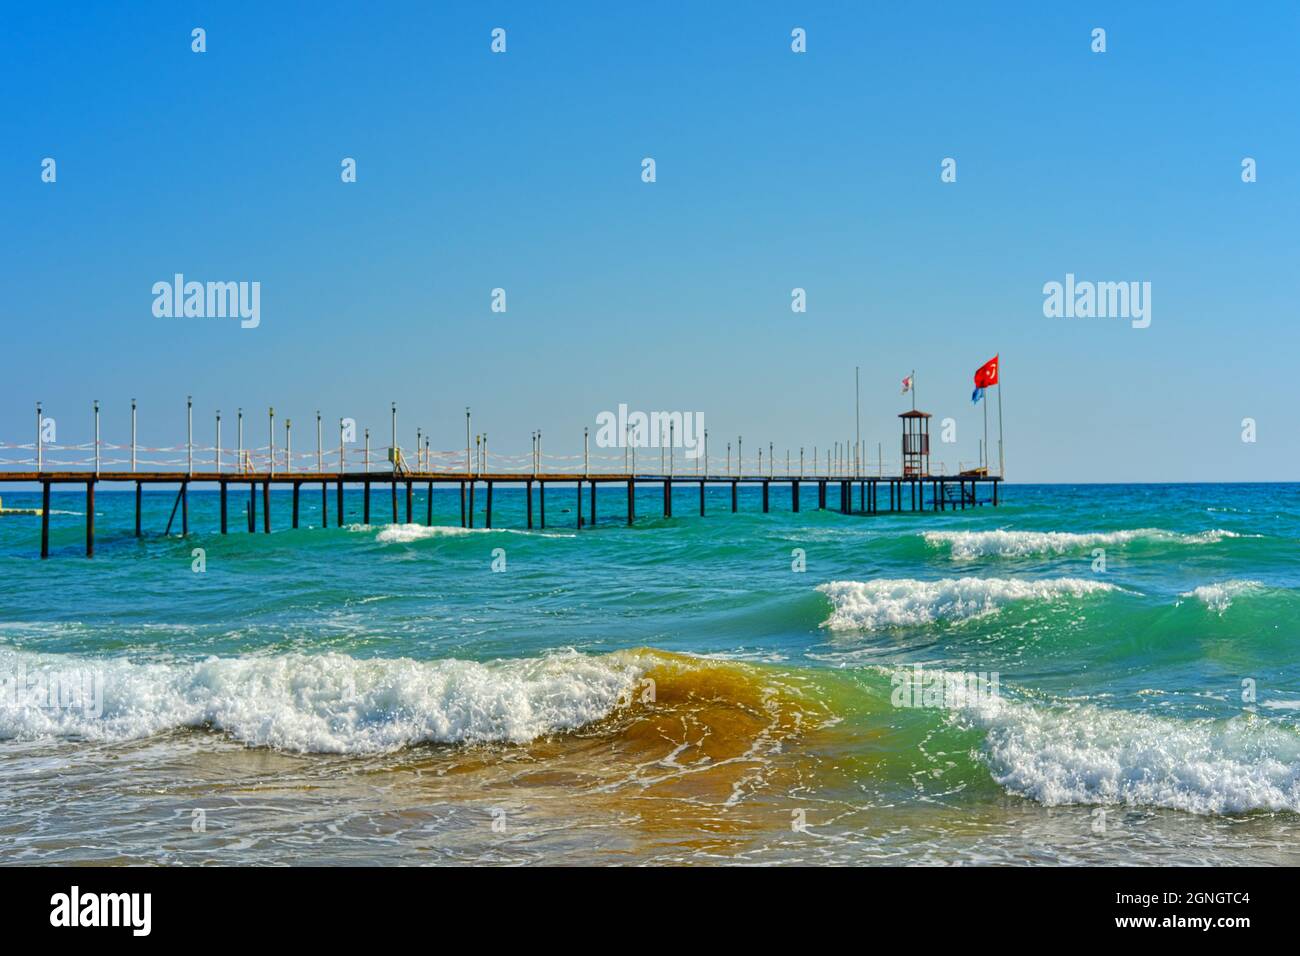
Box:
[855,366,861,479]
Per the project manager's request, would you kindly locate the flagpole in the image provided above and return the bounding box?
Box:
[997,361,1005,478]
[911,369,916,412]
[983,385,989,474]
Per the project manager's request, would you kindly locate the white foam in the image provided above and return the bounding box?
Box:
[957,692,1300,814]
[923,528,1239,559]
[1179,580,1264,614]
[0,647,643,753]
[358,523,575,542]
[817,576,1117,630]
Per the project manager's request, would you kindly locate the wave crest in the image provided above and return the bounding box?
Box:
[959,693,1300,814]
[0,647,644,753]
[923,528,1239,559]
[1179,580,1264,614]
[817,576,1117,629]
[358,523,575,542]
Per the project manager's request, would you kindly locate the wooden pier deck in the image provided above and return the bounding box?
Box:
[0,469,1001,559]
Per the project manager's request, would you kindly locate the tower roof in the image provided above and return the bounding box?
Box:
[898,409,932,418]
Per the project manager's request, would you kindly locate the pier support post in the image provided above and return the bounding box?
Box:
[577,480,583,529]
[248,483,256,532]
[391,480,398,524]
[322,483,329,528]
[135,482,142,537]
[699,480,705,517]
[627,479,634,525]
[841,481,849,515]
[590,480,596,527]
[663,480,671,517]
[263,481,270,532]
[427,481,433,525]
[993,480,998,506]
[41,482,50,559]
[792,480,799,513]
[539,482,545,528]
[86,480,94,557]
[293,482,300,528]
[762,481,769,513]
[165,486,183,538]
[220,482,228,533]
[486,481,493,528]
[468,481,475,528]
[459,482,466,527]
[818,480,825,510]
[337,479,344,526]
[731,481,737,512]
[364,482,371,524]
[181,482,188,536]
[404,481,412,523]
[527,480,533,529]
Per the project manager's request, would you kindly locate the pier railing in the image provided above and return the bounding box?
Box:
[0,441,991,480]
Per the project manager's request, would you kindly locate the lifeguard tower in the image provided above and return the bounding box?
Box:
[899,409,931,477]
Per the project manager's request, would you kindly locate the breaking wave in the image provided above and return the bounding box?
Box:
[0,647,825,768]
[817,576,1118,629]
[349,523,576,542]
[1178,580,1264,614]
[0,646,643,753]
[923,528,1241,559]
[957,690,1300,814]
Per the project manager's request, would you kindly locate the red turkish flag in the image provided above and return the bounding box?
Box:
[974,355,999,389]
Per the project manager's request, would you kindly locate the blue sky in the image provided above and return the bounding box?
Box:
[3,1,1297,482]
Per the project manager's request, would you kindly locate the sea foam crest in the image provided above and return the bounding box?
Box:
[817,576,1117,630]
[358,523,575,542]
[957,692,1300,814]
[923,528,1238,559]
[1179,580,1264,614]
[0,647,642,753]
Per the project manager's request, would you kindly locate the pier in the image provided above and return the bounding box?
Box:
[1,401,1002,557]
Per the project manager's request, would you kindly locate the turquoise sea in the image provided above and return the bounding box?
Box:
[2,482,1299,865]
